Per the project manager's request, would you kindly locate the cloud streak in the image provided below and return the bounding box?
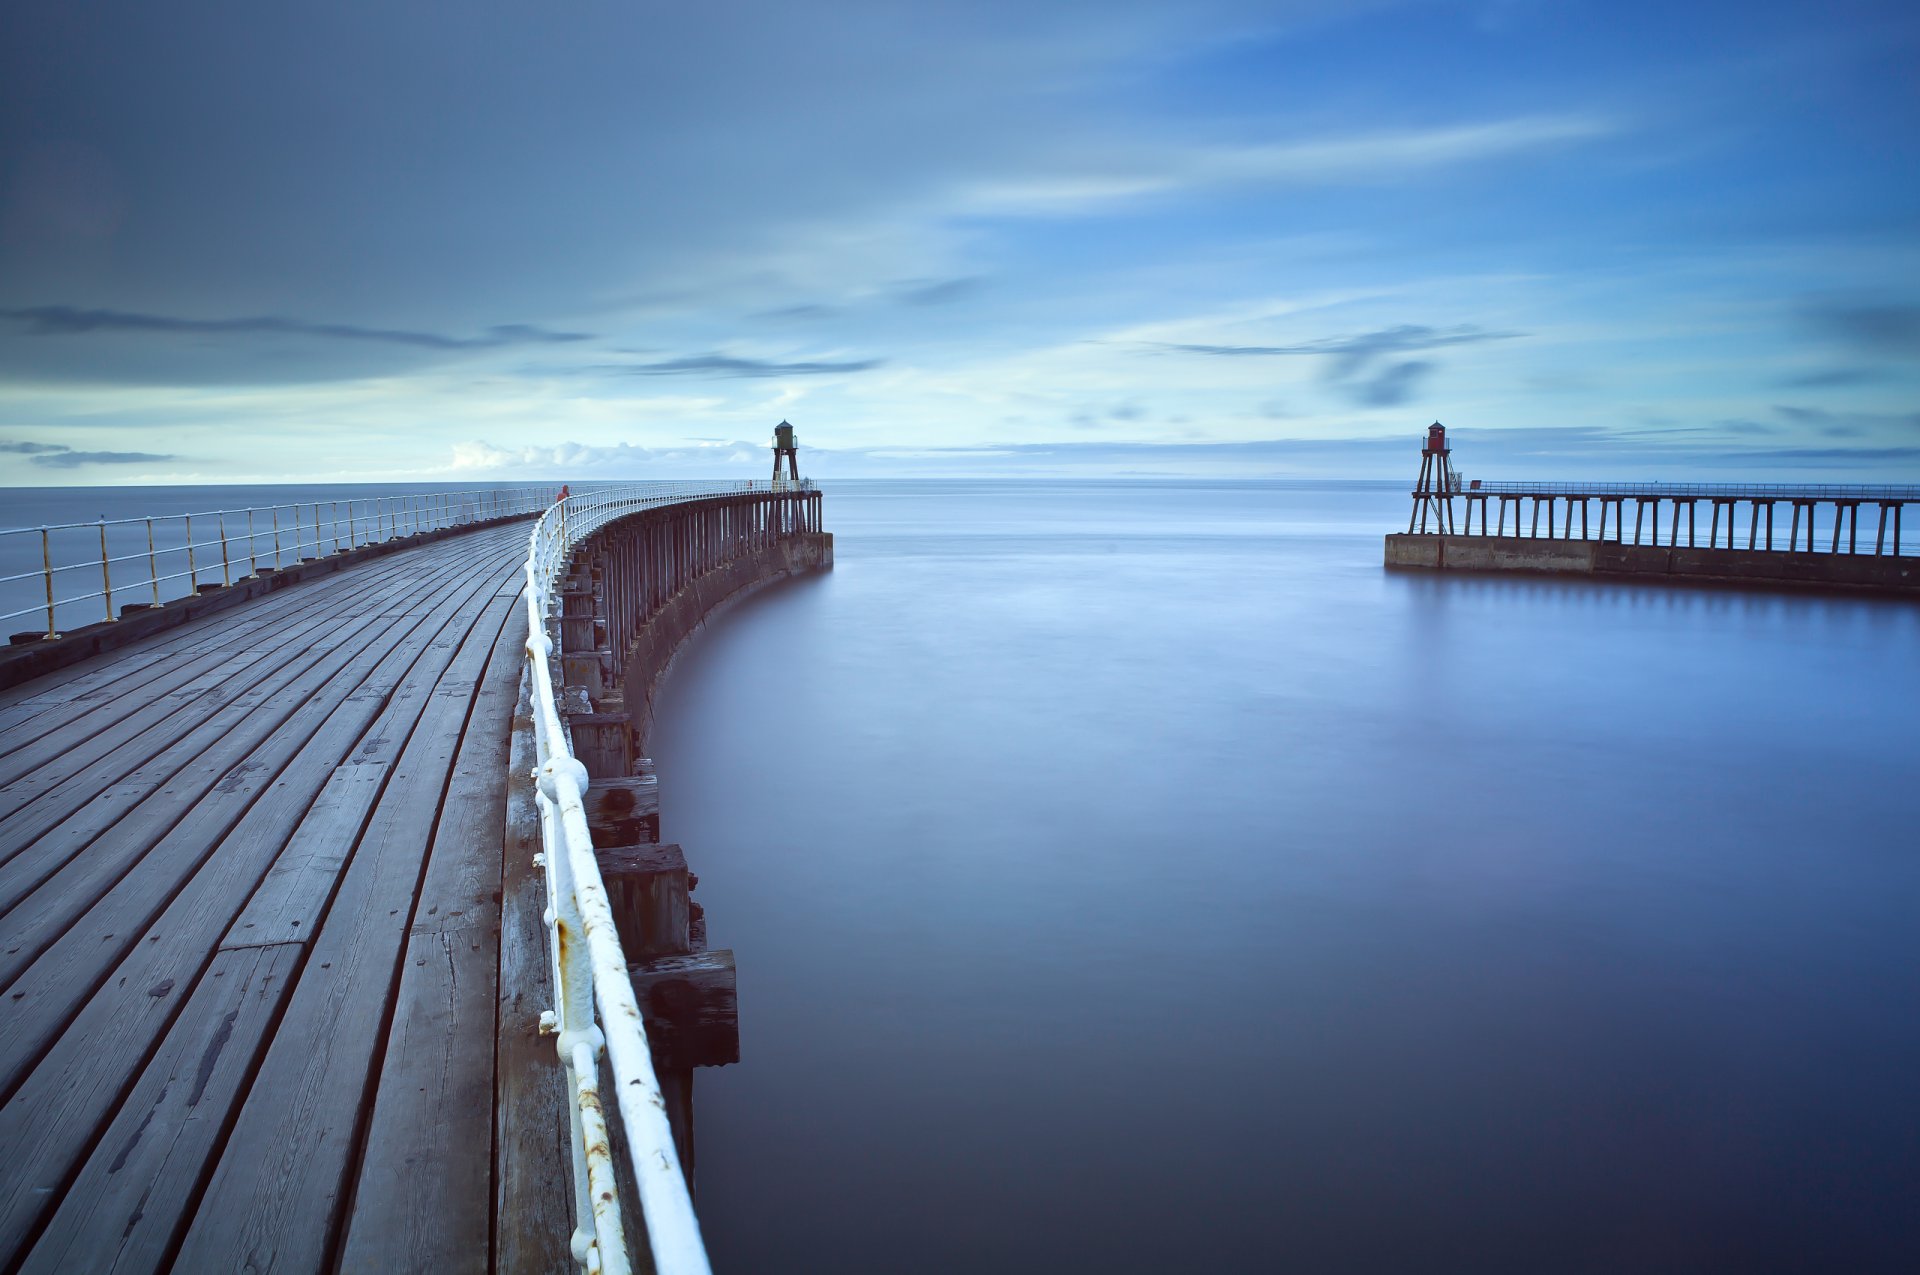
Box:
[1802,301,1920,359]
[969,115,1615,212]
[602,353,885,378]
[0,439,177,468]
[2,306,592,350]
[1155,324,1518,406]
[1156,324,1519,372]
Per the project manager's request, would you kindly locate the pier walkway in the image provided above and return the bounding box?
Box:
[0,518,532,1270]
[0,465,830,1274]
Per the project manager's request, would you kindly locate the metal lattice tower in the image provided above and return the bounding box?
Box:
[1409,421,1459,534]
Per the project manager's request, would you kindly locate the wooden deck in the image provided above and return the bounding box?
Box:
[0,520,546,1272]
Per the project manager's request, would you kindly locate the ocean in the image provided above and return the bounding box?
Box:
[649,479,1920,1272]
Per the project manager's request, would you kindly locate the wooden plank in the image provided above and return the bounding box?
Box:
[0,518,527,713]
[222,587,516,949]
[0,529,515,871]
[0,611,387,906]
[174,595,520,1272]
[0,521,545,1270]
[0,533,510,902]
[0,543,507,991]
[0,554,521,1264]
[493,667,575,1275]
[0,536,457,744]
[0,600,367,811]
[16,943,304,1275]
[0,546,438,792]
[0,532,514,836]
[335,605,524,1273]
[0,550,517,1093]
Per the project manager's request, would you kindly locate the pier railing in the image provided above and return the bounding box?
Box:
[2,487,552,638]
[522,480,812,1275]
[1466,480,1920,502]
[1411,480,1918,555]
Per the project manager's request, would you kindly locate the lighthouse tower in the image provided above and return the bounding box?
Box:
[1409,422,1460,533]
[771,420,801,488]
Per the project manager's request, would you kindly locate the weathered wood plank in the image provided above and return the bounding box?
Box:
[174,595,520,1273]
[0,539,448,775]
[0,600,365,809]
[0,524,532,1272]
[0,545,509,998]
[0,539,460,751]
[0,531,514,854]
[494,667,575,1275]
[0,550,516,1094]
[335,605,524,1274]
[222,588,514,949]
[16,943,304,1275]
[0,611,387,908]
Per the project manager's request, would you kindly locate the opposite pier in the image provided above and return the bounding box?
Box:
[1386,423,1920,594]
[0,467,829,1273]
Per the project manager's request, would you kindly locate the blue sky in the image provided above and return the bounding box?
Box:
[1,0,1916,484]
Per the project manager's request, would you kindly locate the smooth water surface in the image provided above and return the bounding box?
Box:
[652,480,1920,1273]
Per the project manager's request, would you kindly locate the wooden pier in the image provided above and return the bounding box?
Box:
[1387,424,1920,593]
[0,475,830,1272]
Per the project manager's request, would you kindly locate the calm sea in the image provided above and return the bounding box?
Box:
[649,480,1920,1273]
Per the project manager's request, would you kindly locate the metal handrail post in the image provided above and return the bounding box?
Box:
[186,514,198,589]
[247,507,257,576]
[271,506,282,569]
[99,518,115,621]
[147,518,161,604]
[41,527,58,638]
[218,513,232,586]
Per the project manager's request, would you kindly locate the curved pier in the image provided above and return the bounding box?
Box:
[0,479,829,1273]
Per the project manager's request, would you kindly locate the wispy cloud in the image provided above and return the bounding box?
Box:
[1801,301,1920,359]
[602,353,885,378]
[1,306,592,350]
[892,277,982,307]
[1155,324,1519,373]
[1154,323,1518,406]
[969,115,1616,212]
[0,439,176,468]
[1776,367,1890,388]
[1773,404,1920,433]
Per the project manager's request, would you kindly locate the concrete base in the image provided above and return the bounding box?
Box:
[1385,533,1920,595]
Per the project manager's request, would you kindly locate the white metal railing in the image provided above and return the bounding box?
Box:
[522,479,813,1275]
[2,487,554,638]
[1457,480,1920,500]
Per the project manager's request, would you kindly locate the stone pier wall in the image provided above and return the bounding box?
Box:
[1385,533,1919,594]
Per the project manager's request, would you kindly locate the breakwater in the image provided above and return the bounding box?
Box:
[1385,424,1920,595]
